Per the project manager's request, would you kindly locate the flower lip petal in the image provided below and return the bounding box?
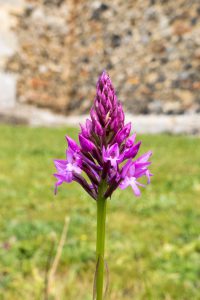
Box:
[131,181,141,197]
[120,176,141,197]
[146,170,153,184]
[103,143,121,168]
[119,177,130,190]
[53,173,66,194]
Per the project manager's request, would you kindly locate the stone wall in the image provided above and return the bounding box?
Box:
[7,0,200,115]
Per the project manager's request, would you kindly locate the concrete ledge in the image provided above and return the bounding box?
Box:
[0,104,200,135]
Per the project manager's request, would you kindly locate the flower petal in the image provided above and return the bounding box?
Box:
[79,134,96,152]
[121,159,133,178]
[54,159,66,172]
[54,173,65,194]
[123,141,141,160]
[119,178,130,190]
[65,136,80,152]
[126,133,136,147]
[136,151,152,163]
[131,181,141,197]
[114,122,132,144]
[109,143,119,157]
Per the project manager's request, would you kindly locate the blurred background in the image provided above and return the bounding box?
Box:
[1,0,200,117]
[0,0,200,299]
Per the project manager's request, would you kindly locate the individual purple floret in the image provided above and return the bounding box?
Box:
[54,71,152,199]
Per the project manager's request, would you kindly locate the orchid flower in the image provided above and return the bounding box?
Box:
[53,71,153,300]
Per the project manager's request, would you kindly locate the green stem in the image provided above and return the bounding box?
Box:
[96,182,107,300]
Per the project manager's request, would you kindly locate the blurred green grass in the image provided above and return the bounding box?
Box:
[0,125,200,300]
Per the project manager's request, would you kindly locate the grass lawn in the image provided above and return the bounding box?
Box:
[0,125,200,300]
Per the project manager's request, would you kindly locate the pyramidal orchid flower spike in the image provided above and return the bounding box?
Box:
[53,71,153,300]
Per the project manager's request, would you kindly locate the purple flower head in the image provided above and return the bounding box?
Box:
[54,71,152,199]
